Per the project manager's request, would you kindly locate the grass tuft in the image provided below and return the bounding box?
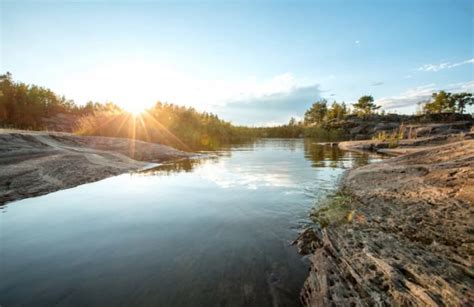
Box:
[310,191,355,228]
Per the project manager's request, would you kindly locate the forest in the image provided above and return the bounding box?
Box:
[0,73,258,149]
[1,72,472,150]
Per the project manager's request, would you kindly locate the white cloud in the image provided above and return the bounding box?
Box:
[212,82,320,125]
[57,59,317,117]
[212,73,303,107]
[376,81,474,110]
[355,40,360,45]
[57,60,319,125]
[417,58,474,72]
[376,84,435,109]
[198,160,296,190]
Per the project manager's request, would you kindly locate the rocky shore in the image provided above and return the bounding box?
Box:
[296,137,474,305]
[339,130,473,156]
[0,130,190,205]
[325,114,472,141]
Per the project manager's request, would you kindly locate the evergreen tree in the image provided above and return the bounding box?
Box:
[352,95,380,117]
[304,100,328,125]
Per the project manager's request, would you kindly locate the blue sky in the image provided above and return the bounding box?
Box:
[1,0,473,125]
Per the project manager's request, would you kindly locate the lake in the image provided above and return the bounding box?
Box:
[0,139,382,306]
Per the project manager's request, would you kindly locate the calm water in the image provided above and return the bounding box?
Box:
[1,139,382,306]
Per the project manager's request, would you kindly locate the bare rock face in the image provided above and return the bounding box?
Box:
[0,130,190,205]
[329,115,473,141]
[298,141,474,306]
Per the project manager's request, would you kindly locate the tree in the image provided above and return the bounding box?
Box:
[288,117,297,126]
[304,100,328,125]
[326,101,348,121]
[0,72,14,122]
[422,91,474,114]
[352,95,380,117]
[452,92,474,114]
[423,91,451,114]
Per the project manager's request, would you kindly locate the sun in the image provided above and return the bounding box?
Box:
[122,104,145,116]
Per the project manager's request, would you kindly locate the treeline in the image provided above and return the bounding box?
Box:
[1,72,78,129]
[258,92,472,142]
[422,91,473,114]
[0,72,125,128]
[76,102,258,150]
[0,72,257,150]
[256,98,357,141]
[255,117,346,141]
[302,95,381,127]
[1,72,472,149]
[301,92,473,128]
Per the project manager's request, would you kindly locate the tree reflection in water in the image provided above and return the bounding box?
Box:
[303,140,381,169]
[138,139,383,176]
[137,157,217,176]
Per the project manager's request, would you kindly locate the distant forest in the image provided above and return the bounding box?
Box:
[0,72,258,149]
[1,72,472,150]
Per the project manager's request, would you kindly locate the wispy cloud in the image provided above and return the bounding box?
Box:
[417,58,474,72]
[444,81,474,92]
[371,81,384,86]
[355,40,360,45]
[375,81,474,110]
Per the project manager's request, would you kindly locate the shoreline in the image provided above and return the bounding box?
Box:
[338,131,473,155]
[2,129,473,304]
[0,130,191,206]
[296,138,474,305]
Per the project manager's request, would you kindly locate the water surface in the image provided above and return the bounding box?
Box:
[1,139,382,306]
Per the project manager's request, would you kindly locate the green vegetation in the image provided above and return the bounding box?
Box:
[373,131,402,148]
[304,100,329,125]
[310,191,355,228]
[352,95,380,117]
[1,72,472,150]
[0,72,257,150]
[0,72,129,129]
[372,123,406,148]
[299,99,350,141]
[303,126,346,141]
[304,99,349,126]
[423,91,473,114]
[0,72,90,129]
[75,103,259,150]
[257,120,304,138]
[255,113,347,141]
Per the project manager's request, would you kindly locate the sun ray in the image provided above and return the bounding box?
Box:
[140,111,191,151]
[114,113,134,138]
[128,114,137,159]
[136,114,151,143]
[77,111,118,135]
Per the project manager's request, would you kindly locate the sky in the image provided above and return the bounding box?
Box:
[1,0,473,125]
